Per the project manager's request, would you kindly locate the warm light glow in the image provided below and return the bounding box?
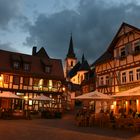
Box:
[111,104,114,110]
[115,87,119,93]
[49,80,52,89]
[136,99,139,105]
[0,76,3,81]
[62,87,65,91]
[0,74,3,87]
[39,79,43,86]
[24,96,28,100]
[113,101,116,106]
[29,100,32,105]
[126,101,128,105]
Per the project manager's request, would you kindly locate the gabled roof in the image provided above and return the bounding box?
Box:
[92,22,140,66]
[35,47,50,58]
[0,49,64,80]
[66,35,76,59]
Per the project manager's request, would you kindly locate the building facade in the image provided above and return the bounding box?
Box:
[93,22,140,95]
[0,47,65,111]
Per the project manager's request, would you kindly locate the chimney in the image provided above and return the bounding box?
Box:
[32,46,37,55]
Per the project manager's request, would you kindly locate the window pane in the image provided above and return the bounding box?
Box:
[13,62,20,69]
[33,78,39,86]
[23,63,30,71]
[45,66,51,73]
[23,77,29,85]
[3,75,9,84]
[13,76,20,85]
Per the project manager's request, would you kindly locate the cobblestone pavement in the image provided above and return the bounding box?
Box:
[0,113,140,140]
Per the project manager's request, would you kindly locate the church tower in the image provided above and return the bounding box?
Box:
[64,35,77,79]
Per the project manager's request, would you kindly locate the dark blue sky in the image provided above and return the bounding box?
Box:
[0,0,140,64]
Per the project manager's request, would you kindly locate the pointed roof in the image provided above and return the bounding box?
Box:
[79,60,90,71]
[92,22,140,66]
[79,54,90,71]
[66,35,76,59]
[82,54,85,63]
[35,47,49,58]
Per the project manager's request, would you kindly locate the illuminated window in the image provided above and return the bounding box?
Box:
[33,78,39,86]
[136,69,140,80]
[3,75,9,84]
[23,77,29,85]
[29,100,32,105]
[122,72,126,83]
[13,61,20,69]
[13,76,20,85]
[23,63,30,71]
[129,71,133,82]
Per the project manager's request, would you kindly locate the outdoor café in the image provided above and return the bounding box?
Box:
[73,89,140,131]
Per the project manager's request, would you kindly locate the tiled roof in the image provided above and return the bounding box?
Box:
[92,22,140,66]
[0,48,64,80]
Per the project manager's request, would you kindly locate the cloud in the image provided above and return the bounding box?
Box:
[24,0,140,64]
[0,0,20,30]
[0,42,17,52]
[0,0,29,31]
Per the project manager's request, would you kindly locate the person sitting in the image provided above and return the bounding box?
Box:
[110,111,115,121]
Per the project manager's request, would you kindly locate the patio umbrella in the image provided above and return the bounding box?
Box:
[0,91,20,99]
[73,90,112,113]
[32,94,51,101]
[112,86,140,98]
[73,90,112,100]
[32,94,51,111]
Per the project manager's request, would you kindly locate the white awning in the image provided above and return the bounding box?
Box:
[32,94,51,101]
[112,86,140,98]
[73,90,112,100]
[0,91,20,99]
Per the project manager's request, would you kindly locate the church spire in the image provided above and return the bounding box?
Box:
[66,34,76,58]
[82,53,85,63]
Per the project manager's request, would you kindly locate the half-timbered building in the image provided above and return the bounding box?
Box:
[0,47,65,111]
[93,22,140,95]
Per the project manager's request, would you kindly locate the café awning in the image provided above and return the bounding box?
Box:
[112,86,140,98]
[0,91,20,99]
[32,94,51,101]
[73,90,112,100]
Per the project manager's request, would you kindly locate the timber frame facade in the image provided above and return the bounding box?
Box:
[0,47,65,111]
[93,22,140,94]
